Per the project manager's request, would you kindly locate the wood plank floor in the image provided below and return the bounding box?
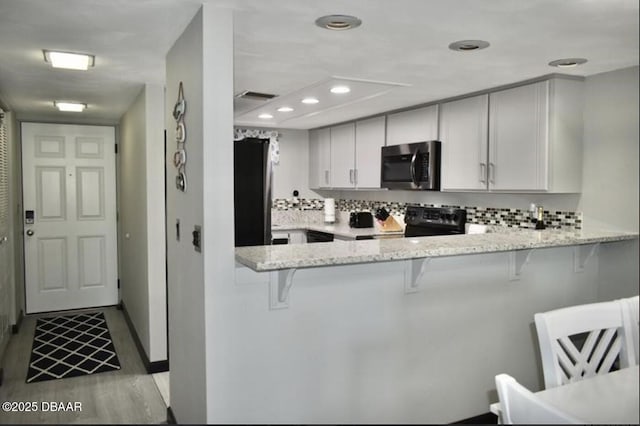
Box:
[0,307,167,424]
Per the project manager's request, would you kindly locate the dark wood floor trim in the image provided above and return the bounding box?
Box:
[453,411,498,424]
[11,309,23,334]
[167,406,176,424]
[121,301,169,374]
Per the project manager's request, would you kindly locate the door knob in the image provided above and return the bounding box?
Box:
[26,229,35,236]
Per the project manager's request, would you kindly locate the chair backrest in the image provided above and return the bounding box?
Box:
[495,374,582,424]
[534,300,636,389]
[621,295,639,364]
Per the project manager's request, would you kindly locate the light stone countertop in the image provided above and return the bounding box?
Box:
[272,222,405,239]
[235,228,639,272]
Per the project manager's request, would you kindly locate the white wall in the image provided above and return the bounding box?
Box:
[165,5,234,423]
[579,66,639,232]
[118,83,167,363]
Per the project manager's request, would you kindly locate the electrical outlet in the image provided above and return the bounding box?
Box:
[192,225,202,253]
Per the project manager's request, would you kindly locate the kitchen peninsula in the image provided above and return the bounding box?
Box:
[233,227,638,422]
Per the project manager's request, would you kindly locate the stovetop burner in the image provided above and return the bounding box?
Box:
[404,206,467,237]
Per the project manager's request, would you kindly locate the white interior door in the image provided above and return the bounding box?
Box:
[22,123,117,313]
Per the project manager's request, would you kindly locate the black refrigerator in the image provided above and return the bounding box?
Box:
[234,138,272,247]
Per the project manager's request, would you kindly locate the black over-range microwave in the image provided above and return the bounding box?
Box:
[380,141,441,190]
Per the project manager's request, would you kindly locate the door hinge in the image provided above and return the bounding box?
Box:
[115,143,118,154]
[117,279,120,289]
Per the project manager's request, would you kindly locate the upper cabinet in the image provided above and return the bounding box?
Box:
[355,116,386,188]
[488,79,583,192]
[330,123,356,188]
[440,94,489,191]
[308,127,331,189]
[440,78,583,193]
[309,76,583,193]
[309,117,386,190]
[386,105,438,146]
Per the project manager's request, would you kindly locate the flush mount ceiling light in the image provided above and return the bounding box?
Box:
[43,50,95,70]
[548,58,588,68]
[277,106,294,112]
[448,40,490,52]
[54,101,86,112]
[315,14,362,31]
[330,85,351,94]
[302,97,319,104]
[258,113,273,119]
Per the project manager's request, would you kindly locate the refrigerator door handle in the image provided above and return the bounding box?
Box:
[264,142,274,245]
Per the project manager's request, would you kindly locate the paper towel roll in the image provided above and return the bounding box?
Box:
[324,198,335,223]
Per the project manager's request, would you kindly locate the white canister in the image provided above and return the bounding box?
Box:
[324,198,335,223]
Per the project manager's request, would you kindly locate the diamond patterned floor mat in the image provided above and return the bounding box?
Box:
[26,311,121,383]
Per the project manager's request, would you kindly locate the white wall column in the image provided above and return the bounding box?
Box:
[165,5,234,423]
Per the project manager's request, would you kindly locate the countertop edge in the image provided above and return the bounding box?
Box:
[236,232,638,272]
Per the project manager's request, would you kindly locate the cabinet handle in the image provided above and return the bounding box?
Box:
[354,169,358,185]
[489,163,495,184]
[325,170,329,184]
[480,163,486,183]
[349,169,354,184]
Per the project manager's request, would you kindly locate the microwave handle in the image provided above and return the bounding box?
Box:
[410,150,419,187]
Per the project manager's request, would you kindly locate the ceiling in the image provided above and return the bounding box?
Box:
[0,0,638,129]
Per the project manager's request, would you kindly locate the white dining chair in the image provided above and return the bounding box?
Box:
[621,295,639,364]
[534,300,636,389]
[495,374,582,424]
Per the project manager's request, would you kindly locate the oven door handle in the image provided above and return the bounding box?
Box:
[410,150,419,188]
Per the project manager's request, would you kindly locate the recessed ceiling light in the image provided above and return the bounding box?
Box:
[448,40,490,52]
[54,101,86,112]
[277,106,294,112]
[258,113,273,119]
[548,58,588,68]
[315,15,362,31]
[43,50,95,70]
[302,97,319,105]
[330,85,351,94]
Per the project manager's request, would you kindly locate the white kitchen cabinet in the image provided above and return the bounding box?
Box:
[308,127,331,189]
[330,122,356,188]
[439,94,489,191]
[355,116,386,188]
[386,105,438,146]
[488,78,583,192]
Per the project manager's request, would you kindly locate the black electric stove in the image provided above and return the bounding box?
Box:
[404,206,467,237]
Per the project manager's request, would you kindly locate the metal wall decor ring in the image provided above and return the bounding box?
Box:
[173,83,186,120]
[176,171,187,192]
[173,149,186,168]
[176,121,186,143]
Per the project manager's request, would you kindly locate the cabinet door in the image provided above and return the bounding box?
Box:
[489,81,549,191]
[330,123,356,188]
[308,129,321,189]
[309,128,332,188]
[439,95,489,191]
[318,128,332,188]
[355,116,385,188]
[386,105,438,146]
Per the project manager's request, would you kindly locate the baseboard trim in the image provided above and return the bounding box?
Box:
[167,406,176,424]
[453,411,498,424]
[11,310,24,334]
[121,301,169,374]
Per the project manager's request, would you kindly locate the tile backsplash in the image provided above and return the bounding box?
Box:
[272,198,582,230]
